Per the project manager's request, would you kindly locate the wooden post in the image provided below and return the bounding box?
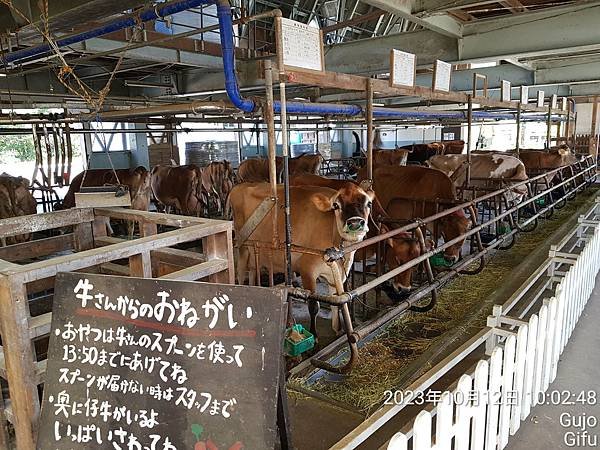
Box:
[366,78,374,181]
[73,221,94,252]
[467,95,473,185]
[516,102,521,156]
[204,229,235,284]
[590,96,598,157]
[546,105,552,149]
[264,60,279,248]
[0,276,38,450]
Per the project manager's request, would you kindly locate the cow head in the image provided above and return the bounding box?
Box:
[311,183,375,242]
[381,224,422,297]
[438,209,471,263]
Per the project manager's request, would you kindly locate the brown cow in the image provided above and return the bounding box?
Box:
[290,173,421,297]
[61,167,151,211]
[358,165,472,263]
[230,181,375,335]
[237,153,323,183]
[200,161,235,215]
[0,174,37,245]
[403,142,446,165]
[427,153,529,202]
[373,148,410,166]
[441,140,465,154]
[151,165,204,216]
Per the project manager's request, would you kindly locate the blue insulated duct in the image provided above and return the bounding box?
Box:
[0,0,215,66]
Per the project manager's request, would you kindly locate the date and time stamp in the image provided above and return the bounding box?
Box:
[383,389,598,447]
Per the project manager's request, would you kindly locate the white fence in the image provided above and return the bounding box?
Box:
[332,198,600,450]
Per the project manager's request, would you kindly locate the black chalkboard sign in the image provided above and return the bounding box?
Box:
[38,272,285,450]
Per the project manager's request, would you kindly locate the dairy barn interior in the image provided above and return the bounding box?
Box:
[1,0,600,449]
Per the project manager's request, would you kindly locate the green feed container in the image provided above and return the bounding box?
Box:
[284,324,315,357]
[429,253,454,268]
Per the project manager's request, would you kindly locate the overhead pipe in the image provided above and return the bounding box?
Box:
[0,0,218,66]
[1,0,569,123]
[215,2,565,122]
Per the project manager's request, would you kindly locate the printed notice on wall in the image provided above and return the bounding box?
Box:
[501,80,511,102]
[562,97,568,111]
[37,273,285,450]
[280,17,323,72]
[390,49,416,88]
[433,60,452,92]
[520,86,529,104]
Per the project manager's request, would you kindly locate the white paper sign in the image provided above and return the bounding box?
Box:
[390,49,416,87]
[561,97,568,111]
[551,94,558,109]
[501,80,511,102]
[280,18,323,72]
[537,90,545,107]
[433,60,452,92]
[520,86,529,104]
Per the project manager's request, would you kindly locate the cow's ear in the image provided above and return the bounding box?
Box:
[311,193,334,212]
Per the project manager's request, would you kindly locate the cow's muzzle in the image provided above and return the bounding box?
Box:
[344,217,367,233]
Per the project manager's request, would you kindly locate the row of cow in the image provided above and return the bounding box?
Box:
[230,145,586,336]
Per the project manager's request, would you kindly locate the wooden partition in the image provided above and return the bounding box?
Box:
[0,207,234,449]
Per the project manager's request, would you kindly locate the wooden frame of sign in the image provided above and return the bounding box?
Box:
[432,60,452,93]
[389,49,416,88]
[0,207,235,449]
[275,16,325,74]
[472,73,488,98]
[520,86,529,104]
[501,80,512,102]
[537,90,545,108]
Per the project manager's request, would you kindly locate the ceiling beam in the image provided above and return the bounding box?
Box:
[499,0,527,14]
[360,0,463,37]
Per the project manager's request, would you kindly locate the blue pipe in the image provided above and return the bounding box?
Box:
[1,0,215,66]
[2,0,564,123]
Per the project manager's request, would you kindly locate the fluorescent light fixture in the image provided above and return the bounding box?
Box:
[372,103,385,106]
[124,80,172,89]
[0,73,6,77]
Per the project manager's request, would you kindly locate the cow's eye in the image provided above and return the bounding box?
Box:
[332,202,340,210]
[367,201,373,208]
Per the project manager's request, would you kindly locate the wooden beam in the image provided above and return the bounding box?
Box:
[0,234,73,263]
[159,259,230,281]
[0,208,93,240]
[321,9,386,33]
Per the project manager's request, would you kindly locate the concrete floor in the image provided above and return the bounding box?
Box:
[506,273,600,450]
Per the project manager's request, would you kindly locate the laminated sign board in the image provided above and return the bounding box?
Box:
[279,17,324,72]
[38,272,285,450]
[432,60,452,92]
[390,49,416,88]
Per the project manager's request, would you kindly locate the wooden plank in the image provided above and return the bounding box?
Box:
[204,229,235,284]
[0,234,74,263]
[28,313,52,339]
[129,252,152,278]
[0,276,38,450]
[74,191,131,208]
[150,247,206,266]
[9,221,232,283]
[93,207,215,228]
[73,221,94,252]
[0,208,94,239]
[159,258,229,281]
[98,262,130,276]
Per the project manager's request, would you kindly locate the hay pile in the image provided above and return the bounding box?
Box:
[298,188,598,413]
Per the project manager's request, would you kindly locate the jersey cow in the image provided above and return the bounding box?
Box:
[0,174,37,244]
[61,167,151,211]
[200,161,235,215]
[373,148,410,166]
[151,165,204,216]
[229,181,375,336]
[358,165,472,264]
[428,153,529,202]
[290,173,422,298]
[401,143,446,165]
[237,153,323,183]
[441,140,465,154]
